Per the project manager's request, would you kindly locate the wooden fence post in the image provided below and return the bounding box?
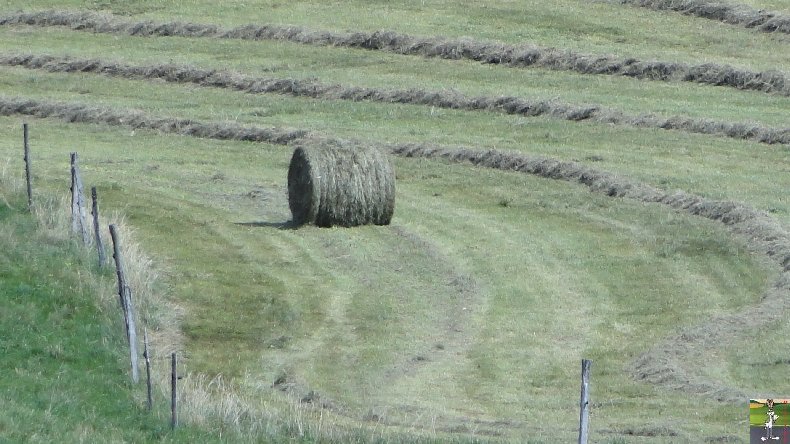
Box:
[70,152,90,245]
[108,225,138,383]
[171,352,178,429]
[23,123,32,210]
[91,187,107,268]
[109,224,130,337]
[578,359,592,444]
[144,328,153,411]
[124,285,139,384]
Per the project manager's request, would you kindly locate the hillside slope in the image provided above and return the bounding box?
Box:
[0,1,788,442]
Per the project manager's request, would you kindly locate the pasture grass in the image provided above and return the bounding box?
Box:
[0,0,788,442]
[0,62,785,224]
[740,0,790,11]
[3,0,789,71]
[0,116,778,441]
[1,23,789,129]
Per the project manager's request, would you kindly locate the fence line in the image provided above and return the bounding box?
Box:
[144,328,153,411]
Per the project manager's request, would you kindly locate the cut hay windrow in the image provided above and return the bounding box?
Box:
[387,143,790,402]
[0,96,308,144]
[288,138,395,227]
[388,143,790,272]
[1,95,787,399]
[0,95,785,270]
[620,0,790,34]
[3,53,789,146]
[1,10,789,97]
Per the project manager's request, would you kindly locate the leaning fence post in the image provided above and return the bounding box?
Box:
[70,152,90,245]
[578,359,592,444]
[109,224,130,337]
[91,187,107,268]
[23,123,33,210]
[124,285,139,384]
[171,352,178,429]
[144,328,152,411]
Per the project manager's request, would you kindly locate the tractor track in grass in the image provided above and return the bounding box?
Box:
[618,0,790,34]
[390,143,790,402]
[2,9,790,97]
[1,95,788,401]
[3,53,790,145]
[304,224,508,435]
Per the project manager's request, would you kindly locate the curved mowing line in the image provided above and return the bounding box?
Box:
[390,143,790,402]
[1,9,789,97]
[3,53,789,145]
[619,0,790,34]
[1,95,788,399]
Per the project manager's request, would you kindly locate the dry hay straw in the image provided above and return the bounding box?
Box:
[2,10,789,96]
[3,54,789,145]
[288,139,395,227]
[0,96,308,144]
[621,0,790,34]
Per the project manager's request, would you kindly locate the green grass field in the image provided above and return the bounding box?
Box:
[0,1,788,442]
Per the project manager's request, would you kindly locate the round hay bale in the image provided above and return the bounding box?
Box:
[287,139,395,227]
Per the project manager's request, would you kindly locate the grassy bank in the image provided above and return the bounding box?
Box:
[0,189,232,442]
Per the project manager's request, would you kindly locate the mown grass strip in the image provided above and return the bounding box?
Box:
[2,94,788,404]
[620,0,790,34]
[2,95,786,273]
[389,144,790,272]
[389,142,790,401]
[2,9,789,97]
[3,53,789,145]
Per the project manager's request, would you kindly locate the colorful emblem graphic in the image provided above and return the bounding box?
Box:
[751,399,790,443]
